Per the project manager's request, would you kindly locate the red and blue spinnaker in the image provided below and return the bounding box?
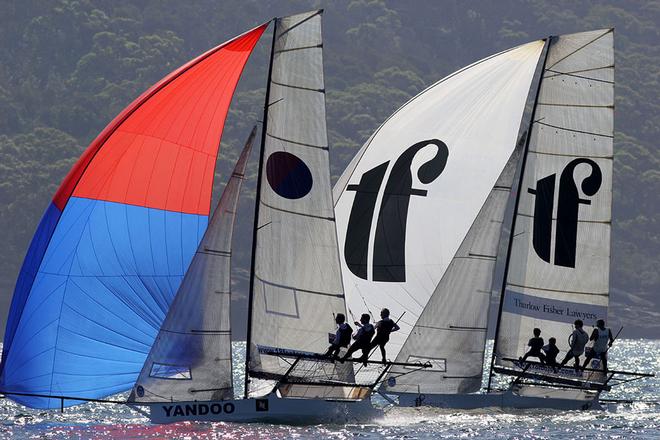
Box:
[0,23,267,408]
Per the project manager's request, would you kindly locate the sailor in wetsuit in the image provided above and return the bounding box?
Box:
[324,313,353,360]
[543,337,560,369]
[368,308,400,363]
[520,327,546,364]
[582,319,614,371]
[341,314,375,366]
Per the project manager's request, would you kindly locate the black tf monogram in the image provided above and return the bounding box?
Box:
[528,158,602,268]
[344,140,449,282]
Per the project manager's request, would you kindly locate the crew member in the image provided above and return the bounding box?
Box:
[582,319,614,371]
[324,313,353,359]
[559,319,589,370]
[368,308,400,363]
[341,314,375,366]
[543,337,560,369]
[520,328,546,364]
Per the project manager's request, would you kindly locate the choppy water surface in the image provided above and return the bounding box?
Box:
[1,340,658,439]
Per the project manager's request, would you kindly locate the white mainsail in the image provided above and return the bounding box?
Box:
[129,127,256,403]
[333,41,545,363]
[494,30,614,368]
[246,11,352,396]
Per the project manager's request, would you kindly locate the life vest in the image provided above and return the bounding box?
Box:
[592,327,611,353]
[337,323,353,347]
[377,317,396,337]
[571,329,589,354]
[356,324,375,344]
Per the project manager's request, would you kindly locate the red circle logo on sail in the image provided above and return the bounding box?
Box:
[266,152,313,199]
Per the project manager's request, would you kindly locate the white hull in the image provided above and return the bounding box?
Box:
[141,393,382,424]
[393,385,603,411]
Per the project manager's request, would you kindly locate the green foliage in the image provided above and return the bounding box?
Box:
[0,0,658,336]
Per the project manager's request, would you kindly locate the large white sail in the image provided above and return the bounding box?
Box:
[494,30,614,367]
[333,41,545,362]
[128,128,256,403]
[247,11,351,395]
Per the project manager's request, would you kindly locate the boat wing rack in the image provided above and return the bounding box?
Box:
[494,357,654,391]
[255,345,431,390]
[257,345,431,368]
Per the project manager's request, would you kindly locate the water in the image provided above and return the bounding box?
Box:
[1,340,658,439]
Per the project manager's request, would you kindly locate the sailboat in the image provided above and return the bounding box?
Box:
[128,10,401,424]
[334,29,652,410]
[1,10,428,424]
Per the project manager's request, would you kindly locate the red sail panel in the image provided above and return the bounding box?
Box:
[53,23,268,215]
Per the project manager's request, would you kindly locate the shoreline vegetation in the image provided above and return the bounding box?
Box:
[1,1,658,338]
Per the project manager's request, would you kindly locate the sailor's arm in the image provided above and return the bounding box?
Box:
[392,322,400,332]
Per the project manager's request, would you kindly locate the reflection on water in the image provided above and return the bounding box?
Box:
[1,340,658,439]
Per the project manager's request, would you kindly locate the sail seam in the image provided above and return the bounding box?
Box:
[276,10,322,38]
[414,324,486,331]
[546,29,612,69]
[537,103,613,108]
[545,65,613,76]
[260,200,335,221]
[274,43,322,54]
[529,149,613,159]
[266,132,329,150]
[453,255,498,262]
[270,79,324,93]
[535,121,613,138]
[190,386,232,393]
[506,283,608,296]
[515,212,611,224]
[544,69,613,84]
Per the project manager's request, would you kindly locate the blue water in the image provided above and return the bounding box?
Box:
[1,340,658,439]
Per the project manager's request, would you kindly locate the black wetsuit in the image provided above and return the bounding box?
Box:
[543,344,559,366]
[521,337,546,363]
[324,323,353,358]
[342,324,375,364]
[369,317,399,362]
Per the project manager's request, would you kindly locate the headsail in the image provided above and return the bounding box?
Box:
[0,24,267,408]
[382,141,524,395]
[128,127,256,403]
[493,30,614,372]
[246,11,352,396]
[333,41,545,364]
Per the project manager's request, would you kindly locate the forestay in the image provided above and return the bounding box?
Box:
[333,41,544,362]
[247,11,351,395]
[495,30,614,366]
[129,128,255,403]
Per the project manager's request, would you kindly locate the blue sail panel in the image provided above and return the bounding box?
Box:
[0,198,206,408]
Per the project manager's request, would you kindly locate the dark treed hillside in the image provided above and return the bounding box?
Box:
[0,0,658,338]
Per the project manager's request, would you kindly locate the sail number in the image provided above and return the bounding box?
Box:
[162,402,236,417]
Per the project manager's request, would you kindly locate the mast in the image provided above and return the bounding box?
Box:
[244,18,277,399]
[486,36,553,393]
